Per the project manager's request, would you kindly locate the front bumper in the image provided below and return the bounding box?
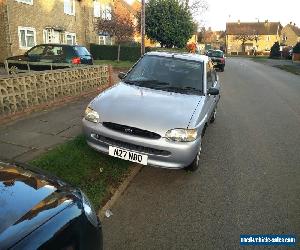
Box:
[82,119,201,169]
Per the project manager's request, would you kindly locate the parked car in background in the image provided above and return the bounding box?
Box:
[207,49,225,71]
[6,44,93,73]
[0,161,103,250]
[83,52,220,171]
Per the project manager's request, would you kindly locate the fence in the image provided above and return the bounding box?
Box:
[0,65,110,118]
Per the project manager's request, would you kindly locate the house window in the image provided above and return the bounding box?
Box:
[64,0,75,15]
[266,35,270,41]
[18,27,36,49]
[66,32,76,45]
[94,1,101,17]
[16,0,33,5]
[102,5,112,20]
[99,36,113,45]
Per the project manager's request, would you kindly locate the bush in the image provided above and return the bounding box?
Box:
[293,42,300,53]
[282,46,293,59]
[90,44,149,62]
[270,42,281,58]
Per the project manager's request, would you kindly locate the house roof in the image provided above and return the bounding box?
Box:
[226,22,282,35]
[287,24,300,36]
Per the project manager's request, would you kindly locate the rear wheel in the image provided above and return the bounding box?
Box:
[185,139,202,172]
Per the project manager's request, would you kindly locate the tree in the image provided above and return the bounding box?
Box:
[270,42,281,58]
[145,0,194,48]
[96,12,135,61]
[234,34,255,53]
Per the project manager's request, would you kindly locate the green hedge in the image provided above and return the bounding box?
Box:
[90,44,151,62]
[90,44,187,62]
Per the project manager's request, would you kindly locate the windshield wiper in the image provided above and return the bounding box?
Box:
[159,86,202,94]
[123,79,170,86]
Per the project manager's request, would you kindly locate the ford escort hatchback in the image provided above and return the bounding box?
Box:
[83,52,220,171]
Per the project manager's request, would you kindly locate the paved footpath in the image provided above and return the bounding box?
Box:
[0,68,121,162]
[0,96,93,162]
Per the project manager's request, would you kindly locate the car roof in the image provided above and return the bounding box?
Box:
[33,44,85,48]
[146,51,209,63]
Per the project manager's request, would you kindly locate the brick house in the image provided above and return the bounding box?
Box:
[226,21,282,55]
[281,23,300,47]
[0,0,137,63]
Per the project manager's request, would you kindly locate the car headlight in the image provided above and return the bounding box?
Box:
[81,191,99,227]
[165,128,198,142]
[85,107,100,123]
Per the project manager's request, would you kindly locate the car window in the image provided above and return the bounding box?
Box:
[74,46,90,56]
[43,46,64,57]
[206,63,213,89]
[27,45,46,56]
[124,55,204,94]
[208,50,223,58]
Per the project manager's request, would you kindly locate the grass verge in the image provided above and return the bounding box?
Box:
[273,65,300,75]
[94,60,135,69]
[30,135,131,209]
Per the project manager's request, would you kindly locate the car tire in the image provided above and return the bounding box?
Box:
[210,107,217,123]
[185,139,202,172]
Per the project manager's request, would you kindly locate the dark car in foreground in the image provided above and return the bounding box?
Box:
[6,44,93,73]
[207,50,225,71]
[0,161,102,250]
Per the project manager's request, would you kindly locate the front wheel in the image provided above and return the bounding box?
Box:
[210,107,217,123]
[185,140,202,172]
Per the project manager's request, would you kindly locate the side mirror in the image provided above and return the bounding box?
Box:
[207,87,219,95]
[118,72,126,79]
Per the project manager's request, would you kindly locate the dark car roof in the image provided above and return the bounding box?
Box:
[0,161,80,249]
[33,44,87,48]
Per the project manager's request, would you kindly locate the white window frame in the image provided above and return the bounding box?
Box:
[18,26,36,49]
[16,0,33,5]
[102,5,112,20]
[98,35,113,45]
[64,0,75,16]
[65,32,76,45]
[94,1,101,18]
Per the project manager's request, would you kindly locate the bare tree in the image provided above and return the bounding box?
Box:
[234,34,255,53]
[97,13,135,61]
[181,0,208,15]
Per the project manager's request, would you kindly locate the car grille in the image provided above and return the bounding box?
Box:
[102,122,161,140]
[93,134,170,156]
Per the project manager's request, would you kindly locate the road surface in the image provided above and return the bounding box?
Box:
[102,58,300,249]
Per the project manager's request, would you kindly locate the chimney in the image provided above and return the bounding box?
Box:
[265,20,268,24]
[238,20,240,24]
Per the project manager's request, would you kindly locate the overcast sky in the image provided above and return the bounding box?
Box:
[125,0,300,31]
[195,0,300,30]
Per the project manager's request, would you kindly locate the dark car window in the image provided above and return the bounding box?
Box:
[43,45,64,57]
[124,55,204,94]
[27,45,46,56]
[74,46,91,56]
[208,50,224,58]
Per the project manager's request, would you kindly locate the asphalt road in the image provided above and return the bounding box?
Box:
[102,58,300,249]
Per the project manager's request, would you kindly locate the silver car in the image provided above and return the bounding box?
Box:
[82,52,220,171]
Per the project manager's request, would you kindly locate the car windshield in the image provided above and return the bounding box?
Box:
[74,46,91,56]
[124,55,203,95]
[208,51,224,58]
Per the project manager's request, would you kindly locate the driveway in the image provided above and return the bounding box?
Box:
[102,58,300,249]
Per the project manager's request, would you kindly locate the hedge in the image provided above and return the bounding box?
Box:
[90,44,152,62]
[90,44,187,62]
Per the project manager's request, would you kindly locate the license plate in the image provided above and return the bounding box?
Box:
[108,146,148,165]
